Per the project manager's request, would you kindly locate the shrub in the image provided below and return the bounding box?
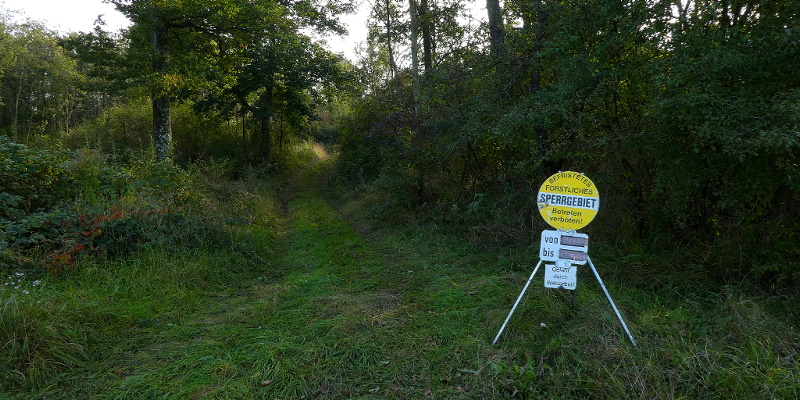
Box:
[62,100,151,161]
[0,136,74,219]
[1,138,228,274]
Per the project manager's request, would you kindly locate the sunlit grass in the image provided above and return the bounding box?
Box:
[3,149,799,399]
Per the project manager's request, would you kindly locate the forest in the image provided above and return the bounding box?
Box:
[2,0,799,398]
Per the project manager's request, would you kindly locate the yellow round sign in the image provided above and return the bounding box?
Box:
[537,171,599,231]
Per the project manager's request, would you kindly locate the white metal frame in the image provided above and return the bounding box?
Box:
[492,255,637,347]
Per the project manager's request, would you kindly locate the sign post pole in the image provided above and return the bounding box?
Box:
[492,259,543,345]
[587,255,637,347]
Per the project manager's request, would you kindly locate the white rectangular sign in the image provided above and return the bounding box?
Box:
[544,260,577,290]
[539,230,589,265]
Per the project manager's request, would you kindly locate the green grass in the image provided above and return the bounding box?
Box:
[2,150,799,399]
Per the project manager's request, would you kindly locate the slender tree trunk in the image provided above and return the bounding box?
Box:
[487,0,508,99]
[527,1,550,157]
[150,11,172,159]
[409,0,425,202]
[241,110,246,144]
[526,2,549,95]
[241,109,248,162]
[384,0,398,78]
[420,0,433,72]
[486,0,505,60]
[258,85,274,164]
[409,0,420,113]
[13,71,24,140]
[260,118,271,165]
[152,94,171,158]
[279,117,285,148]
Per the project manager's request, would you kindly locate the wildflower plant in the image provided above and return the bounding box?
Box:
[1,272,42,297]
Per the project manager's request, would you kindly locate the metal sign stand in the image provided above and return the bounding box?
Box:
[492,260,542,345]
[492,256,637,347]
[495,171,636,346]
[587,255,637,347]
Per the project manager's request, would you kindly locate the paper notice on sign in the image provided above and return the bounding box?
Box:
[544,260,577,290]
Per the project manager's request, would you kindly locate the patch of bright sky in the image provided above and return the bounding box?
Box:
[0,0,374,61]
[0,0,130,33]
[1,0,488,62]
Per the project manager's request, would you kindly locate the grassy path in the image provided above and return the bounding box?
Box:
[232,156,513,398]
[5,150,799,399]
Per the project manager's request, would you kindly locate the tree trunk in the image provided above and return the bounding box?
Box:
[409,0,425,202]
[486,0,505,60]
[527,1,550,157]
[487,0,507,98]
[258,85,274,164]
[409,0,420,112]
[13,71,24,140]
[420,0,433,72]
[241,109,248,162]
[260,118,271,165]
[384,0,398,78]
[526,2,549,95]
[150,11,172,159]
[152,94,171,158]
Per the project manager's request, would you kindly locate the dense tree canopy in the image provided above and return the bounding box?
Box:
[90,0,353,159]
[0,18,83,139]
[339,0,800,281]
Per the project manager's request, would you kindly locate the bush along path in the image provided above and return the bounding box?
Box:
[4,148,799,399]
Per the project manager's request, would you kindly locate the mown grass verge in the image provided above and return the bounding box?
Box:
[3,148,799,399]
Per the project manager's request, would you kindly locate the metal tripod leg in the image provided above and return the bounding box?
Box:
[587,256,637,347]
[492,259,543,345]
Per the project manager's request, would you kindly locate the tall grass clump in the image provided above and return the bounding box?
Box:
[0,136,256,392]
[0,290,95,391]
